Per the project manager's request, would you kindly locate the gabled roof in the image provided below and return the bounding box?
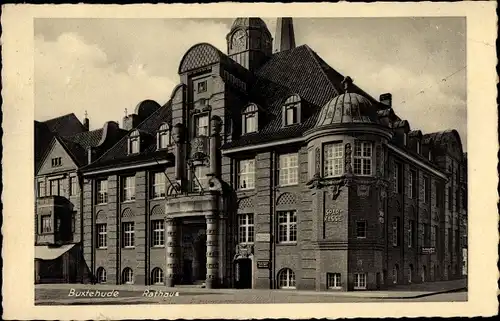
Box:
[42,113,86,137]
[34,121,54,169]
[82,102,172,171]
[60,129,105,166]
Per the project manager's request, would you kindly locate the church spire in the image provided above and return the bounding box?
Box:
[274,17,296,53]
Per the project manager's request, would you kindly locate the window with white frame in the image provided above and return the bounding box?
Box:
[278,211,297,243]
[122,267,134,284]
[97,179,108,204]
[96,224,107,248]
[41,215,52,233]
[285,105,297,125]
[408,220,415,248]
[282,95,301,127]
[416,141,421,154]
[96,267,107,283]
[158,123,170,149]
[122,176,136,202]
[151,268,164,285]
[238,213,254,244]
[122,222,135,248]
[393,265,399,284]
[195,114,209,137]
[278,268,296,289]
[354,141,372,176]
[356,221,367,238]
[37,181,44,197]
[243,113,256,134]
[324,142,343,177]
[151,220,165,247]
[151,172,165,199]
[354,273,367,289]
[70,176,78,196]
[403,133,408,146]
[192,166,207,192]
[50,178,63,196]
[279,153,298,186]
[238,159,255,190]
[409,169,417,199]
[327,273,341,289]
[392,217,400,247]
[129,130,140,154]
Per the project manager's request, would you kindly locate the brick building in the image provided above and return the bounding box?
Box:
[35,17,467,291]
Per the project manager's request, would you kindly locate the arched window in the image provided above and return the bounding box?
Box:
[242,104,258,134]
[157,123,170,149]
[129,130,140,154]
[122,267,134,284]
[151,268,164,285]
[96,267,107,284]
[278,268,296,289]
[393,264,399,284]
[282,95,301,126]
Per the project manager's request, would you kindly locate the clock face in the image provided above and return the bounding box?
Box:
[231,30,247,51]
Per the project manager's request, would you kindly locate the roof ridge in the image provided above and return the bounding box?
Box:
[42,112,77,123]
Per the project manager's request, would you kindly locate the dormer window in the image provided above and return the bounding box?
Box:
[242,104,258,134]
[428,149,432,161]
[403,133,408,146]
[157,123,170,150]
[416,141,421,154]
[129,130,140,154]
[194,114,209,137]
[282,95,301,127]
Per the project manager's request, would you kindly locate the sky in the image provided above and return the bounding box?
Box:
[34,17,467,150]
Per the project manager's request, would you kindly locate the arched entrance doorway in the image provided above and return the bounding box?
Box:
[235,258,252,289]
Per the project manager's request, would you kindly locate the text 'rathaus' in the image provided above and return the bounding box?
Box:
[34,17,467,291]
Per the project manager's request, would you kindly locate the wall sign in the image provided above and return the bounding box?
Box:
[421,247,436,254]
[255,233,271,242]
[257,261,270,269]
[324,209,343,222]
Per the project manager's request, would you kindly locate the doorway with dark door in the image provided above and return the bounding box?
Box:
[235,258,252,289]
[194,233,207,282]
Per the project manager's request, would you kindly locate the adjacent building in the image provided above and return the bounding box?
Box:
[35,17,468,291]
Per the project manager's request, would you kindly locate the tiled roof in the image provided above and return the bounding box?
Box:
[60,129,105,166]
[42,113,86,137]
[34,121,54,168]
[82,102,172,170]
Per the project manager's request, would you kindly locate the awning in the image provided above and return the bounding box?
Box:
[35,244,76,260]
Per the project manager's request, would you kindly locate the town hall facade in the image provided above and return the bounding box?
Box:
[35,18,468,291]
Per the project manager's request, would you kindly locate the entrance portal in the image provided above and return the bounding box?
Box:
[235,258,252,289]
[180,223,207,285]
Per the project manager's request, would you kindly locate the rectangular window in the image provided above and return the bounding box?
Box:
[436,182,443,208]
[356,221,367,238]
[159,130,170,149]
[409,170,417,199]
[324,143,343,177]
[431,225,437,248]
[51,157,62,167]
[195,114,209,137]
[394,162,403,194]
[285,106,297,125]
[238,213,254,244]
[238,159,255,190]
[353,141,372,176]
[192,166,207,192]
[49,178,63,196]
[130,137,140,154]
[424,176,430,203]
[197,80,207,93]
[151,172,166,199]
[97,179,108,204]
[408,220,415,248]
[122,176,136,202]
[37,181,44,197]
[122,222,135,248]
[354,273,367,289]
[278,211,297,243]
[327,273,342,289]
[151,220,165,247]
[70,176,78,196]
[279,153,298,186]
[448,185,453,211]
[41,215,52,233]
[96,224,107,248]
[392,217,400,247]
[308,148,315,180]
[244,113,256,134]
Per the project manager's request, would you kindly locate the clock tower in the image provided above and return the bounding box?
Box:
[226,17,273,72]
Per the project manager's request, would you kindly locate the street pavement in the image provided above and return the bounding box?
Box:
[35,279,467,305]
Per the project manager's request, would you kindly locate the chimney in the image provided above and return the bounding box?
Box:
[122,114,141,131]
[380,93,392,108]
[274,18,296,53]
